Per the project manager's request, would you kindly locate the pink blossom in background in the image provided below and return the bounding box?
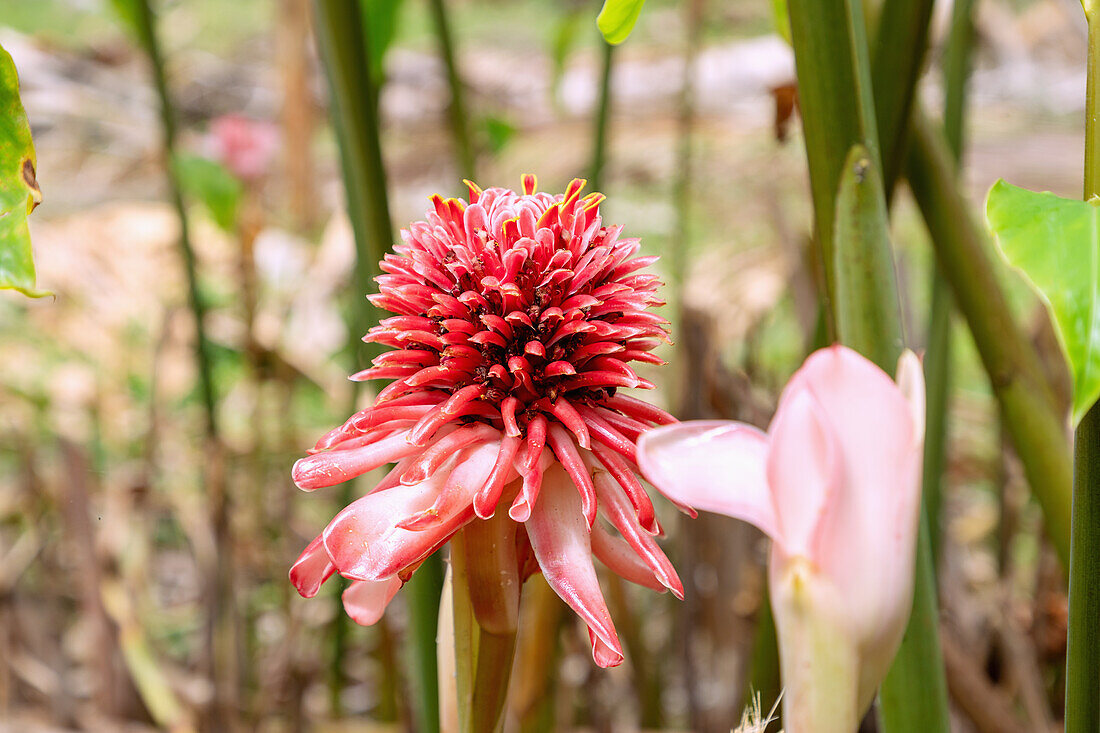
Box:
[638,345,925,727]
[208,114,279,182]
[290,176,683,667]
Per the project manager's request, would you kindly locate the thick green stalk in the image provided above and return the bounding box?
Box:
[589,39,615,192]
[870,0,934,194]
[1065,7,1100,731]
[313,3,444,728]
[787,0,879,305]
[428,0,476,179]
[923,0,974,562]
[312,0,393,364]
[906,114,1072,567]
[450,526,519,733]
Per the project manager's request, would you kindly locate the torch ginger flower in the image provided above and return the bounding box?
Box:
[290,176,683,667]
[637,346,925,730]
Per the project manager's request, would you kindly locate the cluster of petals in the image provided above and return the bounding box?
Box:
[290,176,684,667]
[638,345,925,722]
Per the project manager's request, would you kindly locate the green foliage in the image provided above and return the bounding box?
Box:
[174,154,242,232]
[0,44,47,298]
[596,0,646,45]
[108,0,143,40]
[481,115,517,155]
[770,0,791,44]
[363,0,406,83]
[986,179,1100,424]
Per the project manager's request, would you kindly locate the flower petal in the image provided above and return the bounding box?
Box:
[636,421,777,539]
[526,464,624,668]
[342,577,402,626]
[322,442,498,580]
[766,388,839,558]
[289,534,336,598]
[590,521,667,595]
[293,429,421,490]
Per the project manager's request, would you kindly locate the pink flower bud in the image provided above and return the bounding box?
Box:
[207,114,279,182]
[638,345,925,727]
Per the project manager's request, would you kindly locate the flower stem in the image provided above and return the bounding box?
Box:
[589,39,615,193]
[449,527,519,733]
[1065,7,1100,731]
[427,0,477,179]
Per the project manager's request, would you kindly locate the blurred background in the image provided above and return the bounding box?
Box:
[0,0,1090,730]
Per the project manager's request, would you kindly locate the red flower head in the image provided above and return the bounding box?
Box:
[290,176,684,667]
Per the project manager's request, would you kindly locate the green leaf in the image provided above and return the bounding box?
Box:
[596,0,646,45]
[833,144,904,372]
[986,179,1100,424]
[174,154,242,232]
[481,115,516,155]
[0,43,48,298]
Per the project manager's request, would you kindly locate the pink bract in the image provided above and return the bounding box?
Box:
[637,345,925,721]
[290,176,683,667]
[208,114,279,182]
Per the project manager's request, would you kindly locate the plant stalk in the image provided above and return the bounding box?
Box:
[313,2,431,725]
[589,39,615,193]
[923,0,974,563]
[907,112,1072,567]
[787,0,879,308]
[131,2,236,728]
[1065,6,1100,731]
[428,0,477,178]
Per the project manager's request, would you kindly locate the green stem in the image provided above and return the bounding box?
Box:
[405,557,444,733]
[450,528,519,733]
[132,0,217,439]
[1067,406,1100,732]
[312,1,427,723]
[1065,8,1100,731]
[870,0,934,195]
[907,112,1073,568]
[589,39,614,192]
[922,272,951,561]
[428,0,477,179]
[312,0,394,368]
[922,0,974,565]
